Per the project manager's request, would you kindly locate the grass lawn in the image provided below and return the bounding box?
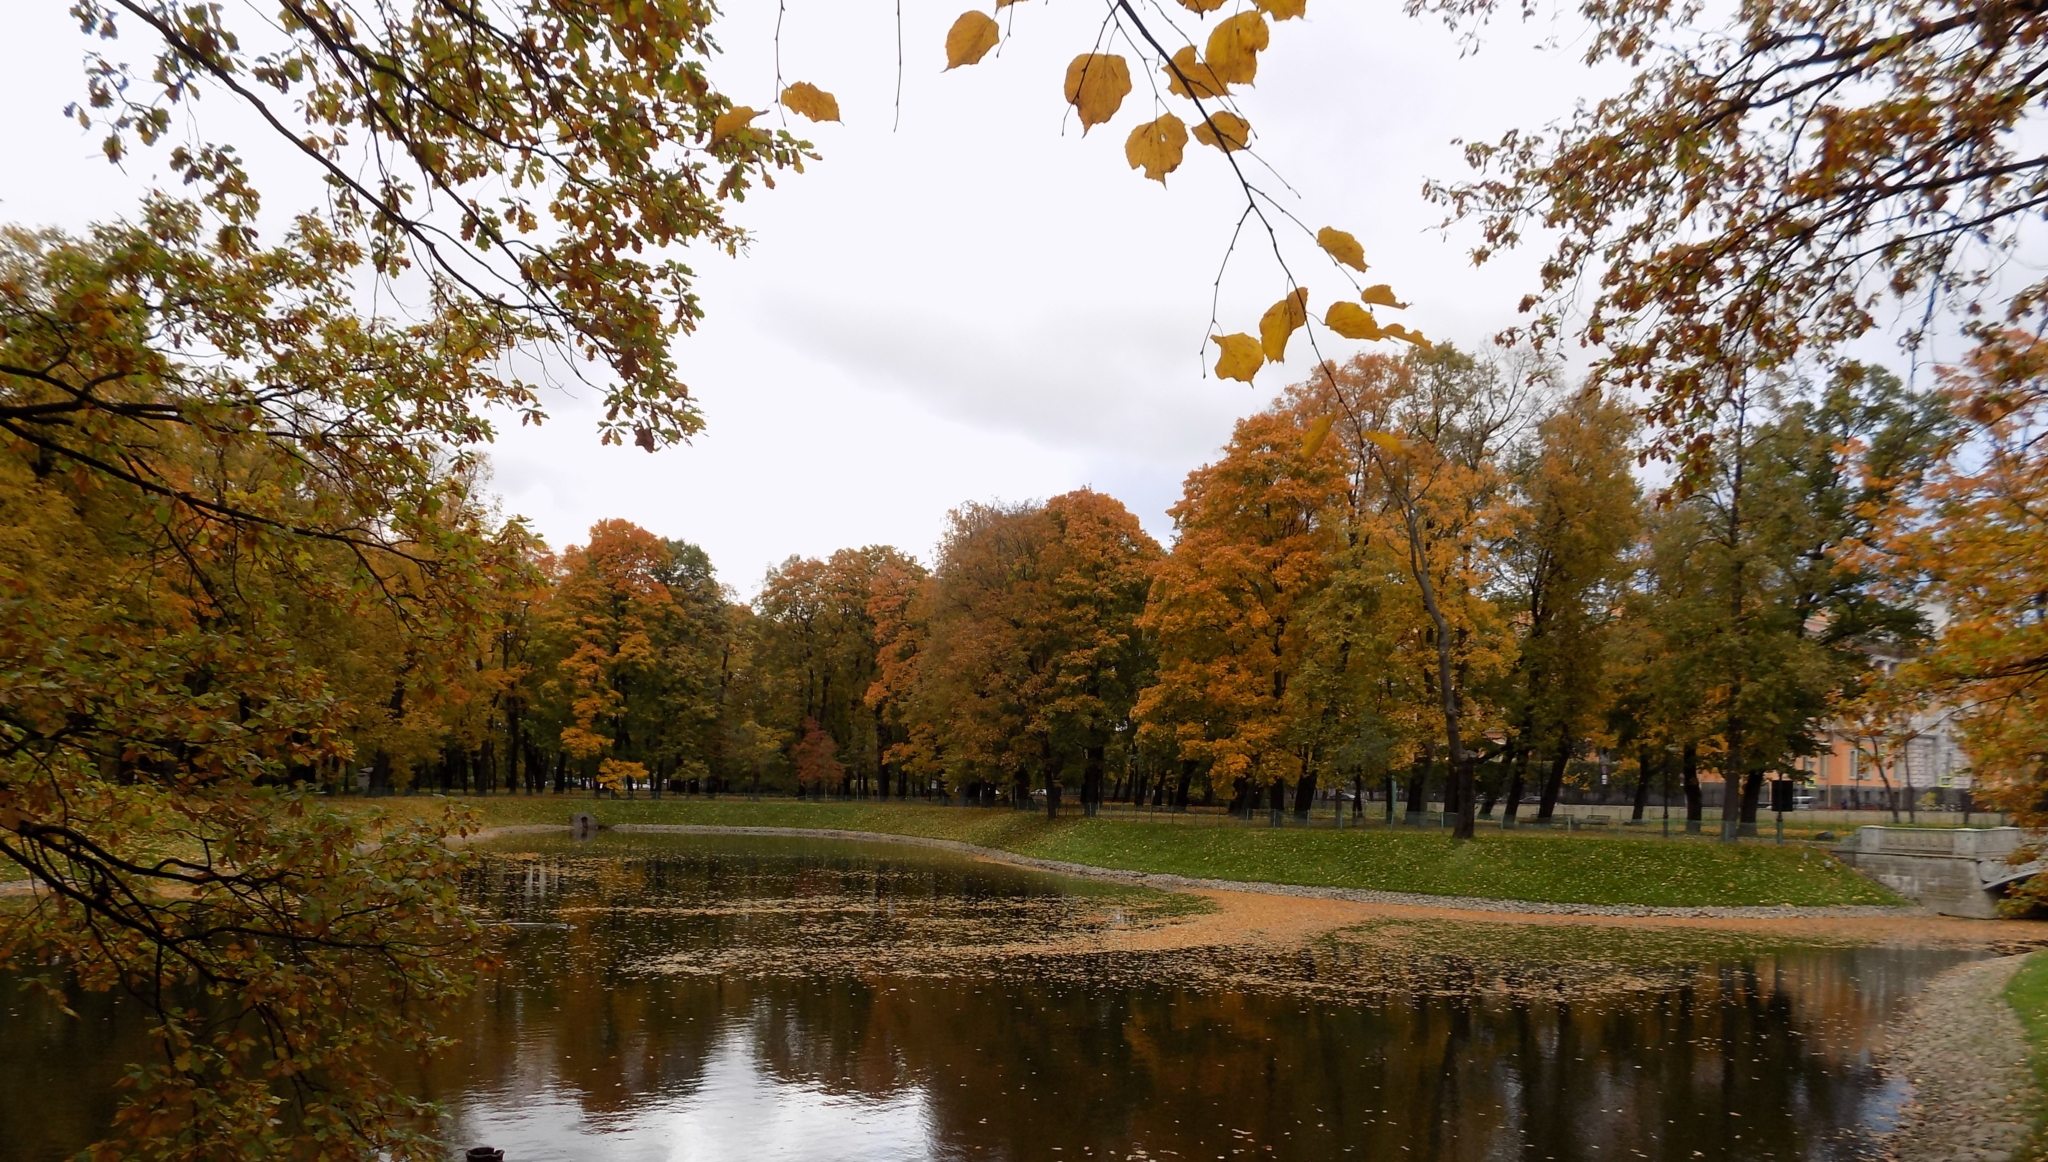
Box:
[355,794,1903,908]
[2007,951,2048,1155]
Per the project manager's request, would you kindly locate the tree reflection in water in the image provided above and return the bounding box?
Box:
[0,834,1973,1162]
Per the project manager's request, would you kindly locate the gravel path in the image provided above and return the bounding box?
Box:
[1886,954,2040,1162]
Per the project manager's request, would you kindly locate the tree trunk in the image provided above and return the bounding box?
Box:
[1266,778,1286,827]
[1536,735,1571,822]
[1404,749,1430,821]
[1502,743,1530,828]
[1682,742,1703,833]
[1083,745,1106,818]
[1738,766,1765,837]
[1293,768,1317,819]
[1630,747,1654,822]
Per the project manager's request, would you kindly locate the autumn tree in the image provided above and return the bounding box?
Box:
[1429,0,2048,450]
[1138,413,1345,819]
[1294,348,1525,840]
[1643,369,1942,837]
[1887,335,2048,827]
[0,219,490,1157]
[902,492,1159,815]
[546,521,677,796]
[1496,390,1641,824]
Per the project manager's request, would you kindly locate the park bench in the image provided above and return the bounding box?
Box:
[1579,814,1612,828]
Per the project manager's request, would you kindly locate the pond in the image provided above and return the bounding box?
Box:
[0,832,1978,1161]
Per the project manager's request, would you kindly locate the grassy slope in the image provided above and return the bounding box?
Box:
[2007,951,2048,1155]
[360,795,1902,908]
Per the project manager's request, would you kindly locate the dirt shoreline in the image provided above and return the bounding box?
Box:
[463,822,2048,949]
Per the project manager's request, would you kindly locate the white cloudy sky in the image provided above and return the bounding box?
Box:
[0,0,1613,593]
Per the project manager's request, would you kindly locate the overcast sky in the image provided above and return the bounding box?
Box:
[0,0,1611,594]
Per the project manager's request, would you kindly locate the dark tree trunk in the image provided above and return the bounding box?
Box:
[1266,778,1286,826]
[1174,760,1195,811]
[1738,766,1766,837]
[1404,750,1430,821]
[1682,743,1703,832]
[1535,734,1571,822]
[1083,745,1106,817]
[1502,743,1530,827]
[1631,747,1655,822]
[1292,769,1317,819]
[1228,776,1250,817]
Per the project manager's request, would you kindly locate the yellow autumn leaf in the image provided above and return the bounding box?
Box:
[1259,287,1309,361]
[1316,226,1368,272]
[1178,0,1230,11]
[1360,283,1408,309]
[1255,0,1308,19]
[1325,301,1385,340]
[1063,53,1132,132]
[1212,333,1264,382]
[1205,11,1270,87]
[710,106,761,147]
[1383,323,1429,345]
[1192,111,1252,152]
[1125,114,1189,183]
[1165,46,1231,100]
[945,11,1000,69]
[1302,413,1336,458]
[779,82,841,123]
[1362,429,1409,455]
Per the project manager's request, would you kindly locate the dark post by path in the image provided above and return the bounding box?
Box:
[466,1148,505,1162]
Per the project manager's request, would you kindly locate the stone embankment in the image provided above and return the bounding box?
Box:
[1886,953,2038,1161]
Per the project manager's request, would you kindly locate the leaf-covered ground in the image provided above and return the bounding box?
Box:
[362,795,1905,907]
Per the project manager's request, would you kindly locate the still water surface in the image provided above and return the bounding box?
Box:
[1,833,1975,1161]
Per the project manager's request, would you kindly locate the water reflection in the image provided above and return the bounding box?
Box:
[0,834,1978,1161]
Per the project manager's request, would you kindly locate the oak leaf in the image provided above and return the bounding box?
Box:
[1063,54,1133,132]
[1126,114,1189,183]
[945,11,1000,69]
[1192,111,1252,152]
[1259,288,1309,361]
[1212,332,1264,382]
[1205,12,1270,87]
[779,82,841,123]
[1317,227,1367,272]
[1325,301,1385,340]
[1165,46,1230,100]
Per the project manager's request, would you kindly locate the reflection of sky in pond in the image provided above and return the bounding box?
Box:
[449,1013,935,1162]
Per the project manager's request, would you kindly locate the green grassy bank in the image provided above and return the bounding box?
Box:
[2008,951,2048,1155]
[362,795,1903,908]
